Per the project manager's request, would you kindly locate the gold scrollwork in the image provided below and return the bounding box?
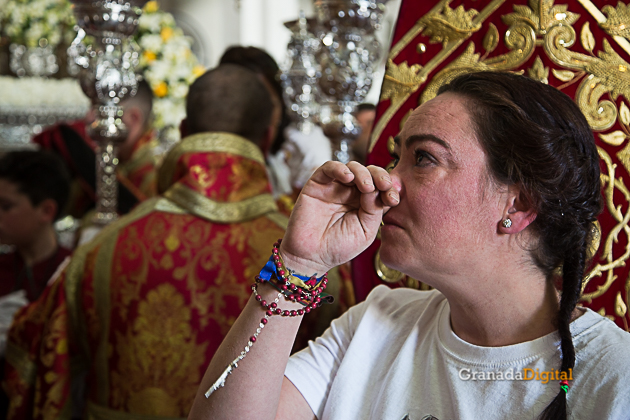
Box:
[528,56,550,83]
[419,0,482,45]
[502,0,580,36]
[586,40,630,100]
[601,3,630,41]
[381,60,425,109]
[370,0,506,152]
[420,19,537,104]
[576,74,618,132]
[582,147,630,303]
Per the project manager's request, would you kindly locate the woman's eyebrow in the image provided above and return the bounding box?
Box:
[394,134,451,151]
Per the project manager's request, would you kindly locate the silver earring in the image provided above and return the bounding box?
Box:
[502,218,512,228]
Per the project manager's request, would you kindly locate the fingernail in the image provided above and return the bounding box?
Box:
[363,179,374,185]
[380,176,391,183]
[388,192,399,203]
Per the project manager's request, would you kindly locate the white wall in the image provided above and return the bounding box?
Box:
[160,0,400,104]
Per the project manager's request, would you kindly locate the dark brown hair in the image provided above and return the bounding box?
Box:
[438,71,603,420]
[185,64,273,144]
[0,150,71,220]
[219,46,289,154]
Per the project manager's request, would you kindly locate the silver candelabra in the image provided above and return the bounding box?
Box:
[313,0,389,163]
[281,12,321,134]
[68,0,146,224]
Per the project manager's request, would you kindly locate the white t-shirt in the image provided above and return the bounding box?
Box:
[285,285,630,420]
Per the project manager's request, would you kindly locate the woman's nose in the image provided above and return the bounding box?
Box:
[388,167,403,194]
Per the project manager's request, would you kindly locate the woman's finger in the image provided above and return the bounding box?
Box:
[346,161,375,193]
[366,165,392,192]
[309,161,355,186]
[381,187,400,207]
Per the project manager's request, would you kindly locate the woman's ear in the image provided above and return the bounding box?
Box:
[499,185,537,234]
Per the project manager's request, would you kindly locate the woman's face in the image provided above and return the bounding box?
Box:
[380,92,507,281]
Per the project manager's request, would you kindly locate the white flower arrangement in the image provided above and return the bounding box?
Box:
[0,0,75,48]
[135,1,205,142]
[0,75,89,108]
[1,0,204,144]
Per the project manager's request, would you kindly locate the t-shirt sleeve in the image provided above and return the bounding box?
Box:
[284,285,389,419]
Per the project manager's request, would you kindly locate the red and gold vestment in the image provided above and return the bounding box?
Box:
[4,132,288,419]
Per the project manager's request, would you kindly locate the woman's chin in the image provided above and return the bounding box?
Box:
[379,246,405,273]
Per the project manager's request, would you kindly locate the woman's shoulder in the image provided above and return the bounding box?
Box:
[573,308,630,370]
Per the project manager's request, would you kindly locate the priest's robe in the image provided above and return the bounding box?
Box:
[4,132,288,419]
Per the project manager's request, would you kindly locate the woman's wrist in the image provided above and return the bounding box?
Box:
[278,245,330,278]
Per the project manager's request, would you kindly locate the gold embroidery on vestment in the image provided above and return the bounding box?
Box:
[163,183,278,223]
[157,133,265,193]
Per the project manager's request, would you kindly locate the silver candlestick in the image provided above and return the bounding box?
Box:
[281,12,321,134]
[313,0,389,163]
[68,0,146,225]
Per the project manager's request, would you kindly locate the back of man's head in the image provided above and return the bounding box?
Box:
[185,64,273,145]
[0,150,71,220]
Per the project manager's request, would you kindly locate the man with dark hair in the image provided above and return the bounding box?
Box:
[33,79,158,218]
[184,64,273,145]
[218,46,285,152]
[4,65,288,419]
[0,151,72,301]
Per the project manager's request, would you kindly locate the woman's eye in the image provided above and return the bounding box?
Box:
[414,150,433,166]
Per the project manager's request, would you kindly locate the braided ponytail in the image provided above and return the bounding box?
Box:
[539,238,587,420]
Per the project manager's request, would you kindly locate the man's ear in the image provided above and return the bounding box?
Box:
[260,126,274,158]
[37,198,58,224]
[179,118,189,139]
[499,184,537,234]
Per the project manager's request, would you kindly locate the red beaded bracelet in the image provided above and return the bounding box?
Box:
[205,240,329,398]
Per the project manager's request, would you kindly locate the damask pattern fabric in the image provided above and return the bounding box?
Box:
[3,133,288,419]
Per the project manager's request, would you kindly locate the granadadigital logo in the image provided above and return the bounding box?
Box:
[459,368,573,384]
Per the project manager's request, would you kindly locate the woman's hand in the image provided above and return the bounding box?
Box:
[280,161,399,275]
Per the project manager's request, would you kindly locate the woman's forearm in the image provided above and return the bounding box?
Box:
[188,282,305,420]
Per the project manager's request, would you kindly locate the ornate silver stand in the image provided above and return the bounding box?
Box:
[281,12,321,134]
[313,0,389,163]
[68,0,146,225]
